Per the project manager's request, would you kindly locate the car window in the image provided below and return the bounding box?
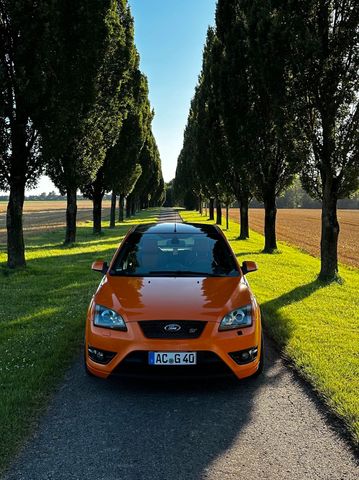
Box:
[111,233,239,277]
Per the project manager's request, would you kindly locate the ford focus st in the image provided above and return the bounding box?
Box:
[85,222,263,380]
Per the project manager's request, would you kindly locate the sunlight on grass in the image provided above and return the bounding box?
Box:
[181,210,359,445]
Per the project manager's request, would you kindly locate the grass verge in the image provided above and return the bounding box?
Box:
[180,210,359,446]
[0,209,159,474]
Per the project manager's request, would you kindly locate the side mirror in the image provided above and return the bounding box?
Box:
[91,260,108,274]
[241,261,258,275]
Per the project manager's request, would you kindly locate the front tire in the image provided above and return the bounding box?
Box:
[252,334,264,377]
[84,347,95,377]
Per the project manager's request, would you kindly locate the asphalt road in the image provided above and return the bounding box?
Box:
[3,340,358,480]
[156,208,183,223]
[3,209,358,479]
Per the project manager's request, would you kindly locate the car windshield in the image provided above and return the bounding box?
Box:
[110,232,239,277]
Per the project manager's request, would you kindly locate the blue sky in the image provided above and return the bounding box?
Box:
[128,0,216,182]
[28,0,216,193]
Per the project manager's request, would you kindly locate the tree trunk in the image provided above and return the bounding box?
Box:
[226,204,229,230]
[109,192,116,228]
[6,108,27,269]
[65,187,77,245]
[239,195,249,239]
[131,201,136,216]
[92,190,103,235]
[216,199,222,225]
[209,198,214,220]
[126,196,132,218]
[319,180,339,280]
[263,190,277,252]
[198,195,203,215]
[7,180,26,268]
[319,108,339,280]
[118,194,124,222]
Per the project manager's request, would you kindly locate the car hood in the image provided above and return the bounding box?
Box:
[94,275,252,322]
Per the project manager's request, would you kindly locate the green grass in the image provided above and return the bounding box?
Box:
[1,207,358,472]
[0,209,160,474]
[181,210,359,445]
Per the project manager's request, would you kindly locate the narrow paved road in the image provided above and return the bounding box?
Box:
[3,344,358,479]
[3,209,358,479]
[156,207,183,223]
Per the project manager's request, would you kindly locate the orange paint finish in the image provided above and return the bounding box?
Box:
[85,223,263,380]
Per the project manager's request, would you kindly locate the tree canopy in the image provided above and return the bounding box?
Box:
[175,0,359,280]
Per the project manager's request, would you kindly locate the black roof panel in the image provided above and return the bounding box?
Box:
[133,222,220,235]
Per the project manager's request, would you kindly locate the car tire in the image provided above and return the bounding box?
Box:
[252,334,264,377]
[84,348,95,377]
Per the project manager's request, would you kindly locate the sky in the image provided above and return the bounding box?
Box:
[27,0,216,194]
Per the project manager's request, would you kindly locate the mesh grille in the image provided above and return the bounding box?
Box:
[139,320,207,339]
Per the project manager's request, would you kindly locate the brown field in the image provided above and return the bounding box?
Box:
[1,202,358,268]
[0,200,112,244]
[228,208,359,268]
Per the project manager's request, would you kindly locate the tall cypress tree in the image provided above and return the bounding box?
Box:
[38,0,133,244]
[175,29,232,225]
[214,2,253,239]
[215,0,306,251]
[82,19,147,234]
[106,71,152,224]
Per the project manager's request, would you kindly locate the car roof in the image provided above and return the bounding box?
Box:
[132,222,222,235]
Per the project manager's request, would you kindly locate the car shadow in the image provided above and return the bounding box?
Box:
[65,343,282,480]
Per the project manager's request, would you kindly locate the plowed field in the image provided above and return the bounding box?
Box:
[228,208,358,268]
[1,203,358,268]
[0,200,112,244]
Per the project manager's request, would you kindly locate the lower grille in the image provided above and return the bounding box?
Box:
[139,320,207,339]
[111,351,234,378]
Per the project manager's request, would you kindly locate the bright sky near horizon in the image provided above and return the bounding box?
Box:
[26,0,216,194]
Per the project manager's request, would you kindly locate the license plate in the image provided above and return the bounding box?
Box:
[148,351,197,366]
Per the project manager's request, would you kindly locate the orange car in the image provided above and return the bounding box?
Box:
[85,222,263,380]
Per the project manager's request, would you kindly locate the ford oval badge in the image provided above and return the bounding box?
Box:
[164,323,181,332]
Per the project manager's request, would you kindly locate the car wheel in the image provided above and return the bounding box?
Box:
[252,334,264,377]
[84,347,95,377]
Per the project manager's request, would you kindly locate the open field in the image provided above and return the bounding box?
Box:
[227,208,359,268]
[0,200,112,245]
[2,203,357,268]
[182,210,359,446]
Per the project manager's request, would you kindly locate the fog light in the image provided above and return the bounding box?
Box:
[229,347,258,365]
[241,351,250,361]
[88,346,116,365]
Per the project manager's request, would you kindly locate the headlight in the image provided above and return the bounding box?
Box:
[93,304,127,331]
[219,305,252,331]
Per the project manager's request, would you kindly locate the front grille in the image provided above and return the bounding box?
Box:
[111,350,234,378]
[139,320,207,339]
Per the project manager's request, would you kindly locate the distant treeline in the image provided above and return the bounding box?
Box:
[164,180,359,210]
[0,193,114,202]
[250,180,359,210]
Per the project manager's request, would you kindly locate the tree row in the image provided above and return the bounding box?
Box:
[0,0,164,268]
[174,0,359,281]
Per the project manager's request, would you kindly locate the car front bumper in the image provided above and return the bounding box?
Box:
[85,317,262,380]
